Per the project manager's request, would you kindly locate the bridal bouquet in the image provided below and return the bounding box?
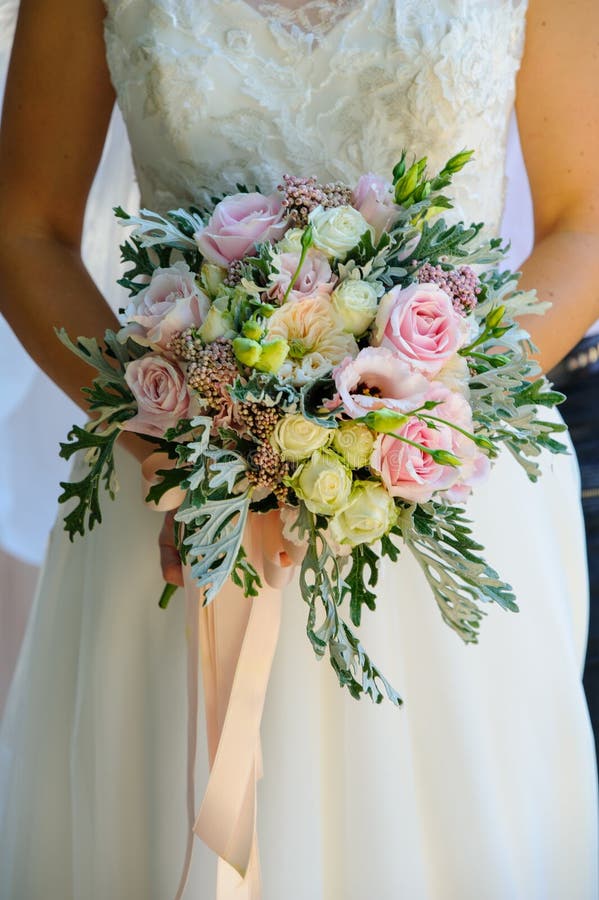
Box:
[57,152,566,705]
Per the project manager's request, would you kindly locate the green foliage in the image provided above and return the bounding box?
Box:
[343,543,379,627]
[228,371,300,411]
[58,426,120,539]
[144,464,191,508]
[296,506,402,706]
[300,377,339,428]
[400,503,518,643]
[56,328,148,540]
[231,545,262,597]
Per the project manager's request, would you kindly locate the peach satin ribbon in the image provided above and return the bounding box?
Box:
[142,455,299,899]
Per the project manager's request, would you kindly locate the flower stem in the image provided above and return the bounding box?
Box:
[158,582,178,609]
[282,225,313,304]
[417,413,494,450]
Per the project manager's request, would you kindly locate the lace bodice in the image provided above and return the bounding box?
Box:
[103,0,528,232]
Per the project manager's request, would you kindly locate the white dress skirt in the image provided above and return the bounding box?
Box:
[1,0,598,897]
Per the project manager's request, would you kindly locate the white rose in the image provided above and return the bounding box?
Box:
[332,421,375,469]
[309,205,374,261]
[331,279,379,335]
[271,414,332,462]
[291,450,352,516]
[329,481,397,548]
[276,228,306,254]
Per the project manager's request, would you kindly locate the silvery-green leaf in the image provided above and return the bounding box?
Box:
[177,491,251,604]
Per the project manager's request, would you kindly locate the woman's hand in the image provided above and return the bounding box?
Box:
[158,507,302,594]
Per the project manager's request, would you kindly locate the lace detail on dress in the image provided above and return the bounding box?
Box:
[103,0,528,235]
[242,0,361,37]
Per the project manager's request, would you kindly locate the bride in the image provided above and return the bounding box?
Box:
[1,0,598,898]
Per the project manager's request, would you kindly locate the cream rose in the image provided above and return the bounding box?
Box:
[290,449,352,516]
[331,278,379,335]
[309,205,374,261]
[329,481,397,547]
[332,421,375,469]
[271,414,332,462]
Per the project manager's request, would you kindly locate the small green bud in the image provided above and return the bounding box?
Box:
[301,224,314,251]
[392,152,407,183]
[486,305,506,329]
[242,316,265,341]
[488,354,510,368]
[254,337,290,374]
[474,436,495,452]
[394,164,420,205]
[444,150,474,174]
[430,449,461,467]
[357,408,410,434]
[232,336,262,367]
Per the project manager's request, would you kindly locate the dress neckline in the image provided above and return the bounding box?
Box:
[228,0,364,42]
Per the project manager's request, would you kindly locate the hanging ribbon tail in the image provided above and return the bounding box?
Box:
[173,513,283,900]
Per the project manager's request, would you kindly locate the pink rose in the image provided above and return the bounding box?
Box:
[372,283,468,375]
[352,173,400,241]
[370,384,489,503]
[123,262,210,350]
[332,347,429,419]
[195,192,287,266]
[266,250,335,303]
[122,355,191,439]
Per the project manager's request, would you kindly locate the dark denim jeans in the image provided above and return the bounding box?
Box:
[551,337,599,760]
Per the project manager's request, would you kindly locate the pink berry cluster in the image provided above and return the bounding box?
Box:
[278,174,352,226]
[417,263,481,314]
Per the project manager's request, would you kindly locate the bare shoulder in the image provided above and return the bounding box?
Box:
[516,0,599,237]
[0,0,115,243]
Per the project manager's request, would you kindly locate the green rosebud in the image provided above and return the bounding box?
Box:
[254,337,290,374]
[242,316,265,342]
[358,408,410,434]
[232,336,262,367]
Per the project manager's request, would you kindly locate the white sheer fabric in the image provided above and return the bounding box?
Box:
[0,2,597,898]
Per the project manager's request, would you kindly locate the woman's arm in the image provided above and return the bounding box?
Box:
[0,0,147,459]
[516,0,599,372]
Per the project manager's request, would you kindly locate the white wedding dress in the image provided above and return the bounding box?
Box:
[1,1,597,898]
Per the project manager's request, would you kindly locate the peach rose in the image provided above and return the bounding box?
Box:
[372,282,468,375]
[122,355,190,439]
[266,295,358,385]
[195,192,287,266]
